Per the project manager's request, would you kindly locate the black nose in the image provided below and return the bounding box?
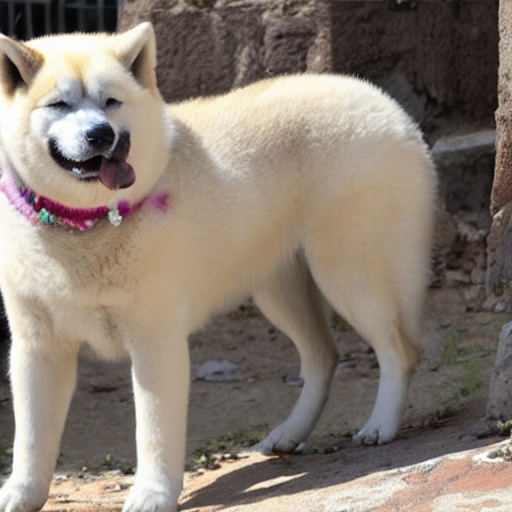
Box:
[85,124,115,151]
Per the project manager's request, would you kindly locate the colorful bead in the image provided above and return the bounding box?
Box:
[108,207,123,227]
[39,208,56,223]
[34,197,43,212]
[117,200,132,217]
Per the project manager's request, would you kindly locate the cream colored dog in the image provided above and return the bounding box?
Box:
[0,23,436,512]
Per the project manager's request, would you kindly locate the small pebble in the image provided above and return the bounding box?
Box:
[283,376,304,387]
[195,360,240,382]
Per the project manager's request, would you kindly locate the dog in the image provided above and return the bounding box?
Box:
[0,23,436,512]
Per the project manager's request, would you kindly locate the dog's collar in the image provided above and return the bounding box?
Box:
[0,173,168,231]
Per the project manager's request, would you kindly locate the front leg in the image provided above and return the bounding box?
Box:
[0,336,78,512]
[123,335,190,512]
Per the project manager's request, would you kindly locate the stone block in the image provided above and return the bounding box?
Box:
[486,202,512,307]
[262,15,316,75]
[487,321,512,420]
[491,0,512,214]
[486,0,512,311]
[329,1,498,132]
[432,130,495,230]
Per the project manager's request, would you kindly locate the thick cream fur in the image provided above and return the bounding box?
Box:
[0,24,436,512]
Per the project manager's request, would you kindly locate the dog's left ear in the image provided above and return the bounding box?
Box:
[0,35,43,95]
[114,23,157,90]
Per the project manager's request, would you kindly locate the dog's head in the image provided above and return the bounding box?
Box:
[0,23,169,207]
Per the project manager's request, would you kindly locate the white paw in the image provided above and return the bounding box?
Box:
[0,479,48,512]
[122,483,177,512]
[352,420,399,446]
[254,425,304,455]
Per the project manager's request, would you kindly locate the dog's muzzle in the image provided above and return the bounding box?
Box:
[49,128,136,190]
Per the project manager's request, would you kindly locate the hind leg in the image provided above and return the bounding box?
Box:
[351,320,419,445]
[322,278,419,445]
[306,233,426,445]
[253,254,338,454]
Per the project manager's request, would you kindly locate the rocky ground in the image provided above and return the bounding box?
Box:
[0,288,511,510]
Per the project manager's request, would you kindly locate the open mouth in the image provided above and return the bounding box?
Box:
[49,141,104,180]
[48,133,136,190]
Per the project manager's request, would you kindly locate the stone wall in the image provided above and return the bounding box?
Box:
[119,0,498,133]
[118,1,331,100]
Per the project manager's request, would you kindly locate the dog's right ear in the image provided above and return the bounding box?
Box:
[0,35,43,95]
[113,23,157,91]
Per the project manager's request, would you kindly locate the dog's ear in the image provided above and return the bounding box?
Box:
[0,35,43,95]
[114,23,157,90]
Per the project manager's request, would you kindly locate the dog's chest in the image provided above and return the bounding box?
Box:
[0,211,143,301]
[0,221,146,356]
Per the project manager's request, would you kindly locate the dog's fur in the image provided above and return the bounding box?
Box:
[0,24,436,512]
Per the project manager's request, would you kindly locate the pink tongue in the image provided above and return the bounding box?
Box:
[99,158,136,190]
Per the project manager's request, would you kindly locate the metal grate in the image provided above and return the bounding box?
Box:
[0,0,117,39]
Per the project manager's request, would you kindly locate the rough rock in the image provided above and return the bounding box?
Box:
[429,131,495,305]
[485,0,512,422]
[486,0,512,313]
[487,321,512,420]
[432,130,495,231]
[491,0,512,215]
[180,441,512,511]
[486,202,512,309]
[39,440,512,511]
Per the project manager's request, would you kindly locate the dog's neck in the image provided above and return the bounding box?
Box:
[0,172,170,231]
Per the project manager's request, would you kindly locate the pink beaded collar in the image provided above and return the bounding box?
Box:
[0,174,170,231]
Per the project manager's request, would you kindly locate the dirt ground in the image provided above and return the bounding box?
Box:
[0,287,510,510]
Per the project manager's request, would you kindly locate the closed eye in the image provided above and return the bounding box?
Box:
[106,98,122,108]
[48,100,70,109]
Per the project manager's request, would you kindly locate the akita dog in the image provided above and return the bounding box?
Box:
[0,23,436,512]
